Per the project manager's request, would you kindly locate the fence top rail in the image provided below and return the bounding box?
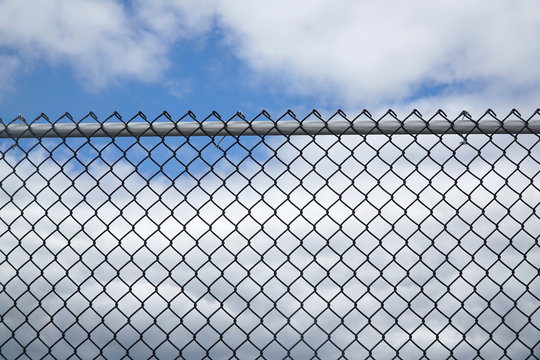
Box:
[1,110,540,138]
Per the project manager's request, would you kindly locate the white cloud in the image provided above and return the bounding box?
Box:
[215,0,540,109]
[0,0,182,89]
[0,0,220,94]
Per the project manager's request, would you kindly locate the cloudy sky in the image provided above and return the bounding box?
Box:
[1,1,540,359]
[1,0,540,120]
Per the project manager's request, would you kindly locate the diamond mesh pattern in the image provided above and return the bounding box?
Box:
[1,111,539,359]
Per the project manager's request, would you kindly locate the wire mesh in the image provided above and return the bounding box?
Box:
[1,110,539,359]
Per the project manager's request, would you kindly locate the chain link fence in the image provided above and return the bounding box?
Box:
[1,110,539,359]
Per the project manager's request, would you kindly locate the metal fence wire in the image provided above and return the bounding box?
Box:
[0,110,539,359]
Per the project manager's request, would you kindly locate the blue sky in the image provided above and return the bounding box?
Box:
[0,0,320,121]
[1,0,540,122]
[0,30,313,121]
